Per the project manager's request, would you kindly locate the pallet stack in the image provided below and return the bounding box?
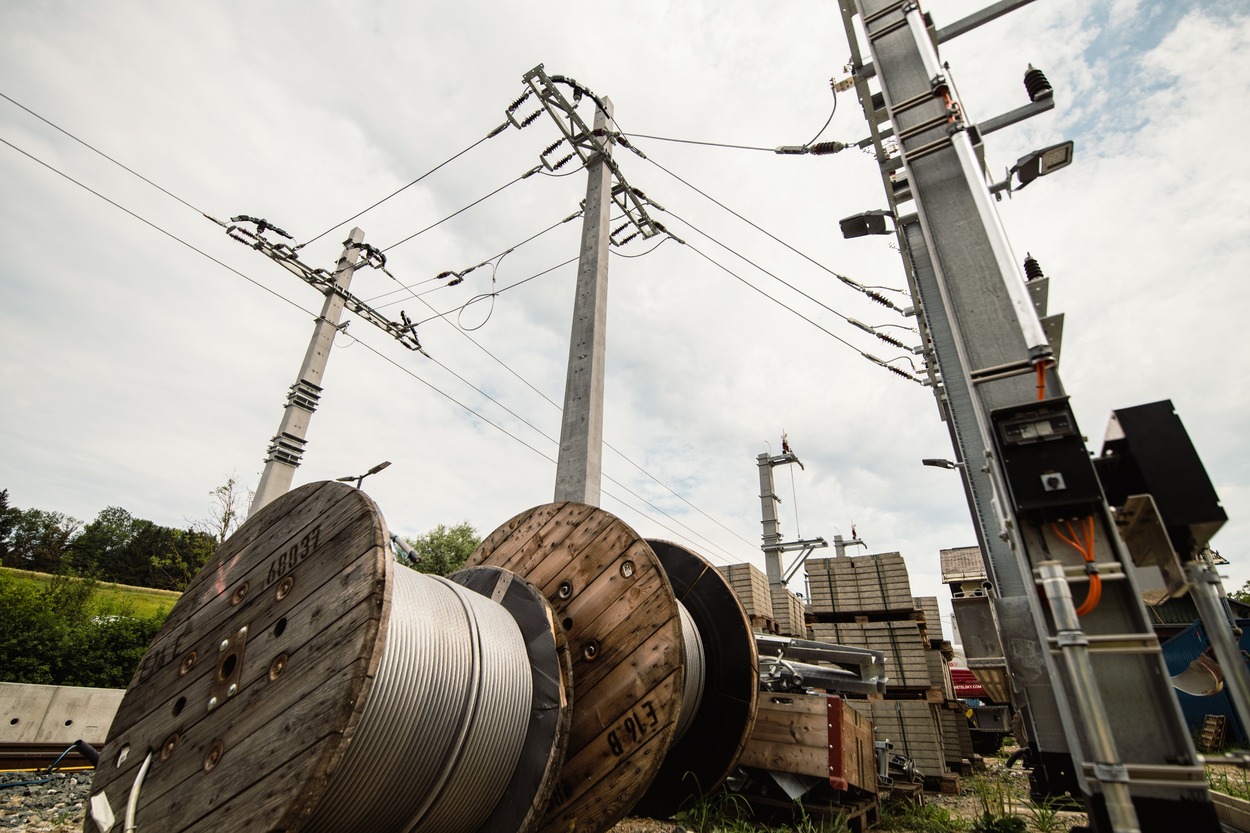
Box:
[717,562,777,633]
[717,562,809,637]
[805,552,970,785]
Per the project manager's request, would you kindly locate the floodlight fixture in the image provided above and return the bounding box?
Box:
[839,209,894,239]
[337,460,393,489]
[1011,140,1074,189]
[922,458,964,470]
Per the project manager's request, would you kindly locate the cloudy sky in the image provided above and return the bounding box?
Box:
[2,0,1246,638]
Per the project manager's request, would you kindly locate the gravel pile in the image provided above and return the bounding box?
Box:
[1,771,689,833]
[0,770,90,832]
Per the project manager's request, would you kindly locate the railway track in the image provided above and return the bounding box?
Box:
[0,740,98,773]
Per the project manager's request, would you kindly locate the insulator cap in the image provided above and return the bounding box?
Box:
[1024,65,1053,102]
[808,141,848,156]
[1024,253,1045,281]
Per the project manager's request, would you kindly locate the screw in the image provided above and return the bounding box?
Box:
[207,697,219,712]
[218,639,230,653]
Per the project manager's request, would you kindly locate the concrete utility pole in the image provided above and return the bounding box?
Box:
[756,451,828,589]
[837,2,1214,830]
[249,228,366,516]
[553,101,614,505]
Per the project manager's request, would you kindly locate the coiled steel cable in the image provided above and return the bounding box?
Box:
[674,602,706,741]
[303,569,532,833]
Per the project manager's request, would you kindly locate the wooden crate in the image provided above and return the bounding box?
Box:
[848,700,949,777]
[718,562,772,617]
[740,693,877,795]
[810,621,934,690]
[770,585,807,637]
[806,553,914,614]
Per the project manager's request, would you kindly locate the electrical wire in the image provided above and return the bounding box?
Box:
[300,122,510,249]
[0,135,314,317]
[0,91,207,216]
[618,133,778,153]
[4,131,755,565]
[1051,515,1101,616]
[674,235,923,384]
[383,166,541,252]
[630,149,910,304]
[663,206,913,345]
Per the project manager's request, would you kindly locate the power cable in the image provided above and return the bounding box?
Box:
[0,91,207,217]
[663,206,914,349]
[300,121,511,250]
[622,144,910,306]
[676,236,923,384]
[382,166,542,252]
[0,135,311,316]
[3,113,756,565]
[618,133,778,153]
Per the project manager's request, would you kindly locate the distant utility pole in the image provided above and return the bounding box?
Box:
[756,451,827,589]
[554,99,614,506]
[837,1,1214,830]
[249,229,365,516]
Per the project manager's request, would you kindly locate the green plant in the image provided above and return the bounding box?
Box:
[1207,764,1250,801]
[877,798,967,832]
[790,801,850,833]
[970,811,1027,833]
[674,783,753,833]
[1022,794,1081,833]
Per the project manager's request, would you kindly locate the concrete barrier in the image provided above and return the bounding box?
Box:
[1,682,124,749]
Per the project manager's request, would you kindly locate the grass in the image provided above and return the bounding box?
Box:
[1207,763,1250,801]
[0,567,180,619]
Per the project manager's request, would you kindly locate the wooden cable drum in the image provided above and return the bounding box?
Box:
[634,540,759,819]
[466,503,686,833]
[86,482,569,833]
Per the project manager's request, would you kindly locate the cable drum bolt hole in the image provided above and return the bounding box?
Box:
[557,580,573,600]
[9,718,18,726]
[180,650,197,676]
[203,740,224,773]
[562,617,574,632]
[172,696,186,717]
[276,575,294,601]
[64,719,73,726]
[231,581,249,606]
[272,617,287,638]
[218,653,238,682]
[161,734,179,762]
[582,639,601,661]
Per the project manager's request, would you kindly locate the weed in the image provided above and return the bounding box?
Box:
[1207,764,1250,801]
[1022,794,1081,833]
[877,798,967,832]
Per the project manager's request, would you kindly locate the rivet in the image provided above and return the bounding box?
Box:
[582,639,600,661]
[160,734,178,763]
[179,651,198,676]
[203,740,224,773]
[230,582,249,606]
[218,639,230,653]
[227,683,238,698]
[276,575,295,601]
[207,696,219,712]
[557,580,573,600]
[269,654,288,682]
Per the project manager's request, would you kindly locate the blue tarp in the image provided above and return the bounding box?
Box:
[1160,619,1250,745]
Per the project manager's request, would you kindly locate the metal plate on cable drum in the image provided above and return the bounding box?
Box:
[466,503,685,833]
[87,481,392,833]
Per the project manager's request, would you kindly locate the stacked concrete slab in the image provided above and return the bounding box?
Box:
[806,552,969,783]
[717,562,808,637]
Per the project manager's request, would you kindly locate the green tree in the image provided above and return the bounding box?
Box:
[66,505,137,578]
[149,527,218,590]
[3,507,81,573]
[0,490,17,564]
[1231,581,1250,605]
[405,522,481,577]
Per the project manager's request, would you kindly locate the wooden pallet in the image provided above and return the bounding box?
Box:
[1200,714,1228,752]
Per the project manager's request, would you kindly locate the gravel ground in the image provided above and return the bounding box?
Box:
[0,771,91,832]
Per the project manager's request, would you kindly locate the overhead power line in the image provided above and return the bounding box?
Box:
[3,99,759,563]
[382,165,542,252]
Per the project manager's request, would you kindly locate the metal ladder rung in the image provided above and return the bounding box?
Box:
[1081,762,1207,789]
[1047,633,1161,654]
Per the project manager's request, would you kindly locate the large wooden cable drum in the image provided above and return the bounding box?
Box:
[86,482,569,833]
[466,503,686,833]
[634,539,759,819]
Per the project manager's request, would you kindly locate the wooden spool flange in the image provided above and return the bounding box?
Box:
[634,539,759,818]
[87,481,392,833]
[466,503,685,833]
[448,565,574,833]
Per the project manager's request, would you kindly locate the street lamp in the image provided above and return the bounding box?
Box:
[922,458,964,470]
[337,460,392,489]
[839,209,894,239]
[990,140,1075,197]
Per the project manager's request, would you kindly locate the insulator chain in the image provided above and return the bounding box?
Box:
[224,214,425,354]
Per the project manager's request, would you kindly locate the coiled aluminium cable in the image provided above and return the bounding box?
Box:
[303,568,532,833]
[674,602,706,742]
